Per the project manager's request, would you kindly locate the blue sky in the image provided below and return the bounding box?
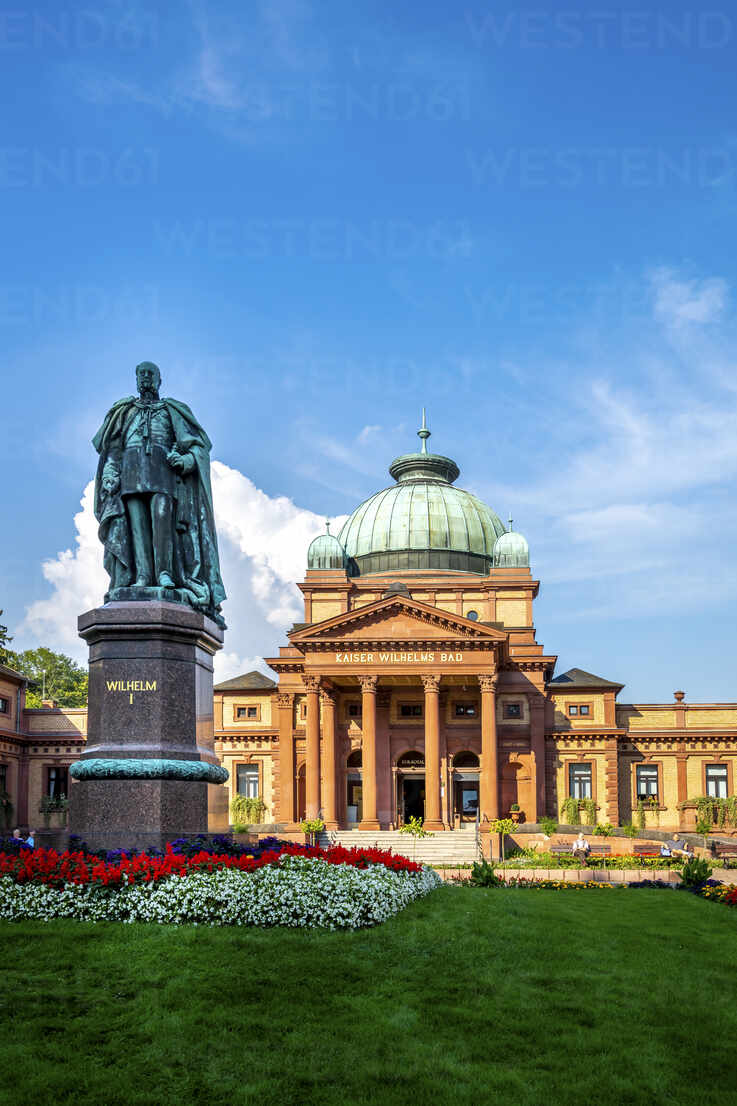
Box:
[3,0,737,701]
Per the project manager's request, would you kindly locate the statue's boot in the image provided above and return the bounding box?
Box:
[158,572,176,589]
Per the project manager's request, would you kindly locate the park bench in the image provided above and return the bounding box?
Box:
[711,841,737,861]
[633,845,661,857]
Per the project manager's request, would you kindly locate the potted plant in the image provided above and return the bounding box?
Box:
[488,817,515,862]
[300,817,325,847]
[509,802,522,824]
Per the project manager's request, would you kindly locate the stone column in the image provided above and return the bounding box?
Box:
[422,675,443,830]
[677,742,688,829]
[604,735,620,825]
[479,672,499,822]
[303,676,321,820]
[358,675,379,830]
[529,693,547,821]
[276,693,295,825]
[321,688,338,829]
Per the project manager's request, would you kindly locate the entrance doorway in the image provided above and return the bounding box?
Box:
[401,777,425,821]
[453,751,480,824]
[346,749,362,824]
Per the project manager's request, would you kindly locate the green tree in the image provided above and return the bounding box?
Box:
[11,647,88,708]
[0,610,13,667]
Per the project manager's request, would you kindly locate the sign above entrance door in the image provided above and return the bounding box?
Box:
[335,651,464,664]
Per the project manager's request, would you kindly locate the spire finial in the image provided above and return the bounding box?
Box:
[417,407,431,454]
[508,514,513,532]
[325,518,331,534]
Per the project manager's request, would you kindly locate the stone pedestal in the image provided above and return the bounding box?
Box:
[69,601,226,852]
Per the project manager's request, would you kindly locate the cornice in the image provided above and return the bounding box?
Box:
[289,594,508,644]
[295,637,503,653]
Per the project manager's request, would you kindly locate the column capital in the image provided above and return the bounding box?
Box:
[421,674,440,694]
[320,687,336,706]
[302,675,321,692]
[358,675,378,694]
[275,692,294,708]
[478,673,498,693]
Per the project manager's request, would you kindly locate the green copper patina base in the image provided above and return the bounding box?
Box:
[70,758,228,784]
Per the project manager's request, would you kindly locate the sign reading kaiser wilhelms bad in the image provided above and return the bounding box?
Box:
[335,651,464,664]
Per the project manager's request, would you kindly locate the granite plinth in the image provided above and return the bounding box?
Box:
[70,600,226,846]
[71,779,210,853]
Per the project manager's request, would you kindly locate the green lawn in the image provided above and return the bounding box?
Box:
[2,886,736,1106]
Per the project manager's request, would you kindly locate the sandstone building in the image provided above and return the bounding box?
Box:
[2,424,736,835]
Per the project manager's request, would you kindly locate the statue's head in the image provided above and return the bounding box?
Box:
[135,361,161,398]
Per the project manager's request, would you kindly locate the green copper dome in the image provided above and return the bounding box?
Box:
[308,522,346,570]
[493,518,529,568]
[338,414,506,576]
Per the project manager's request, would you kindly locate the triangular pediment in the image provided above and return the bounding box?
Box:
[289,596,508,648]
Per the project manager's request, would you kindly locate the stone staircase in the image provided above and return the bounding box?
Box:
[318,828,480,866]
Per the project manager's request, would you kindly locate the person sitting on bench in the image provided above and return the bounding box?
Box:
[663,834,692,859]
[572,832,590,862]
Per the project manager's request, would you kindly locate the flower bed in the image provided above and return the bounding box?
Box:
[500,849,684,870]
[0,842,441,929]
[463,867,737,908]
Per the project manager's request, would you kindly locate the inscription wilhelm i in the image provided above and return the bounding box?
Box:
[106,678,158,704]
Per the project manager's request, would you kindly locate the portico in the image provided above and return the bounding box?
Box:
[266,593,553,830]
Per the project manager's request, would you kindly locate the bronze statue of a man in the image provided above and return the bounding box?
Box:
[92,362,226,626]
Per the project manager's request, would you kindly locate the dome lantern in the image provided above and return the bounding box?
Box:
[337,414,507,576]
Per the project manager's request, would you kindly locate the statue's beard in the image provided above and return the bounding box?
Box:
[139,385,159,404]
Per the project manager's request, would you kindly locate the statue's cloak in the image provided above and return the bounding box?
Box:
[92,396,226,617]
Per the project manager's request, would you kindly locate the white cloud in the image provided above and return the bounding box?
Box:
[476,268,737,616]
[651,267,727,327]
[18,461,347,680]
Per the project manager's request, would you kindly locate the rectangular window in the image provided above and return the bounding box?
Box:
[454,702,477,717]
[503,703,522,719]
[47,767,68,798]
[0,697,8,714]
[236,764,259,798]
[706,764,729,799]
[568,703,592,718]
[0,765,6,791]
[347,703,362,718]
[299,703,308,720]
[636,764,659,799]
[569,763,592,799]
[236,705,260,720]
[400,704,423,718]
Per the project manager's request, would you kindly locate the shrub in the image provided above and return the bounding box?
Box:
[540,816,557,836]
[469,859,503,887]
[680,856,713,889]
[621,822,638,838]
[399,816,433,838]
[594,822,614,837]
[560,796,580,824]
[230,795,266,826]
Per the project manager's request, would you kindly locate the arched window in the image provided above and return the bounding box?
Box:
[454,750,480,769]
